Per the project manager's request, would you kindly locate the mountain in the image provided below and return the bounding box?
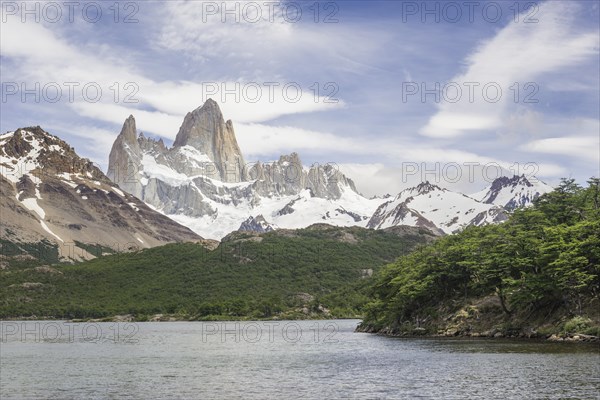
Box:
[367,182,508,234]
[238,215,276,233]
[471,175,554,211]
[107,99,554,239]
[108,99,381,239]
[0,127,202,261]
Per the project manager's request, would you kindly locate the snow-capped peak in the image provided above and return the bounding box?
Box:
[368,183,507,234]
[105,101,555,240]
[238,215,277,233]
[472,175,553,211]
[415,181,442,193]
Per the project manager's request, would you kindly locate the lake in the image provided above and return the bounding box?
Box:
[1,320,598,399]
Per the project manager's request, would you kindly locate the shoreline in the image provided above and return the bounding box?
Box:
[355,324,600,343]
[0,314,361,323]
[2,316,598,343]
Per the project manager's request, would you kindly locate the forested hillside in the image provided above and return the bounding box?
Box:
[359,178,600,339]
[0,225,435,320]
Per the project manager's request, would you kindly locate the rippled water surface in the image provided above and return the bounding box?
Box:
[1,320,599,399]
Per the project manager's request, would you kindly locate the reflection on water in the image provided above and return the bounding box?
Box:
[1,320,599,399]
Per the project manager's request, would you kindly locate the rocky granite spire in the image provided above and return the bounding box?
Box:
[107,115,143,198]
[120,115,138,145]
[173,99,246,182]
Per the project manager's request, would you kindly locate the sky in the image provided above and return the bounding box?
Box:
[1,0,599,197]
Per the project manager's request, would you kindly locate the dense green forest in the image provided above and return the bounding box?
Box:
[359,178,600,338]
[0,225,435,320]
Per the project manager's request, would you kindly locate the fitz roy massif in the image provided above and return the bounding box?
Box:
[107,99,551,240]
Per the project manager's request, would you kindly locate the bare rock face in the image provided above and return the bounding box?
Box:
[247,152,358,200]
[107,100,255,219]
[248,153,308,197]
[173,99,246,182]
[108,115,143,199]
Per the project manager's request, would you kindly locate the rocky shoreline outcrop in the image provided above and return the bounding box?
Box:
[357,324,599,343]
[356,295,600,343]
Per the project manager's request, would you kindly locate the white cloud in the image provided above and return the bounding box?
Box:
[0,18,146,85]
[152,0,385,79]
[0,16,343,130]
[1,1,595,195]
[155,1,296,63]
[235,122,500,165]
[420,1,599,138]
[235,123,365,159]
[234,122,571,196]
[513,117,600,168]
[520,136,600,163]
[70,103,182,139]
[338,161,567,198]
[338,163,405,197]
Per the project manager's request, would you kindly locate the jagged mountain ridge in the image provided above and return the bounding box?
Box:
[107,99,554,239]
[108,99,379,239]
[0,127,202,261]
[367,182,509,234]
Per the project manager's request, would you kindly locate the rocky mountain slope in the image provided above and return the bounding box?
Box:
[0,127,202,261]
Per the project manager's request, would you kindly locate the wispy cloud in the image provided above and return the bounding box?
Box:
[152,1,386,80]
[0,15,344,132]
[520,136,600,164]
[420,1,599,139]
